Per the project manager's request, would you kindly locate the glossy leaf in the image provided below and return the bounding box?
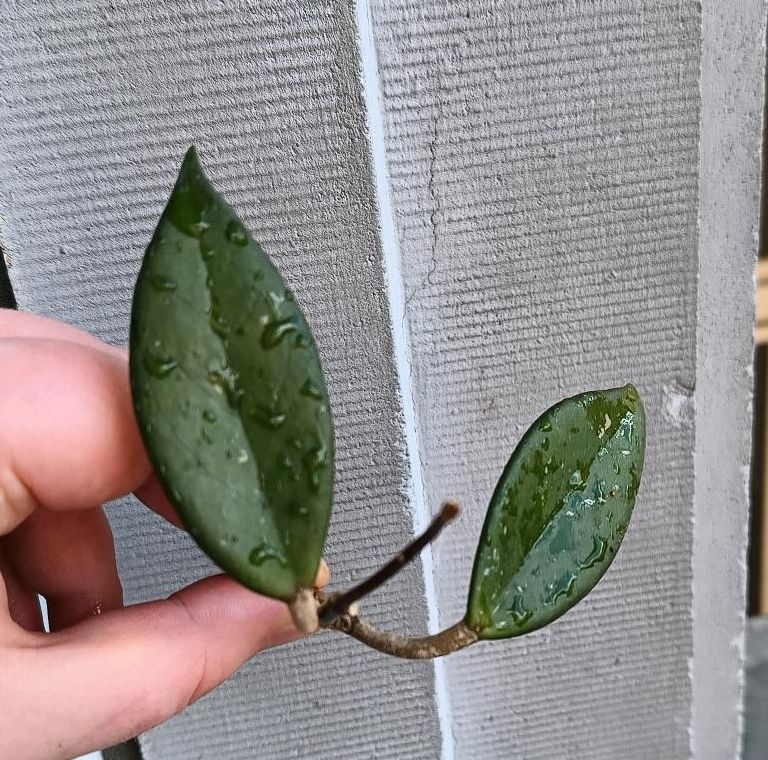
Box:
[130,147,334,602]
[466,385,645,638]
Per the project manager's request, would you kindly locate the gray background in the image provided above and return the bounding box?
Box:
[371,2,697,756]
[0,1,761,758]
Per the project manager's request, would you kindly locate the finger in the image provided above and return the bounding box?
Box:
[315,558,331,588]
[0,337,151,533]
[0,575,310,760]
[0,311,183,527]
[0,308,122,358]
[1,508,123,630]
[0,548,42,633]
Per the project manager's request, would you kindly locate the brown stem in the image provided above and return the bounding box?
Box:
[318,500,460,627]
[327,615,478,659]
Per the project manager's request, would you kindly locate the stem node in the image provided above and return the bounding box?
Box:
[315,501,476,659]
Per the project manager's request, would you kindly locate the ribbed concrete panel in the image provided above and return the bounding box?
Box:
[370,1,699,757]
[0,2,441,758]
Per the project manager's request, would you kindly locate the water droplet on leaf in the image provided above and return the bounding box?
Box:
[150,274,177,292]
[303,444,328,491]
[226,220,248,246]
[261,315,301,348]
[547,572,577,604]
[190,221,210,237]
[509,594,532,624]
[580,536,608,569]
[210,306,230,338]
[249,543,288,567]
[144,353,178,378]
[250,406,287,430]
[207,367,243,407]
[300,378,323,400]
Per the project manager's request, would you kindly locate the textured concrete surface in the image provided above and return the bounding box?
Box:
[693,2,765,757]
[0,2,441,758]
[370,1,700,757]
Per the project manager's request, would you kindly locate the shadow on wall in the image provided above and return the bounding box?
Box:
[0,247,17,309]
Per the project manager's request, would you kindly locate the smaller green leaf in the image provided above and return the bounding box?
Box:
[466,385,645,639]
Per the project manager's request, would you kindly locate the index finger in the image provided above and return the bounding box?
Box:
[0,309,180,527]
[0,313,166,533]
[0,308,123,356]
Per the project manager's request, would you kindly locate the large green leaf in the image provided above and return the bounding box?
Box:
[466,385,644,638]
[130,147,334,602]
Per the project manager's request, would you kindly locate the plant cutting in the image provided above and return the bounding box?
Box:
[129,148,646,660]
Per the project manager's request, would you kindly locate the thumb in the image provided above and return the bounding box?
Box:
[1,574,317,760]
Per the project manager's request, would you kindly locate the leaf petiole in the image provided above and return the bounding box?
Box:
[318,500,460,627]
[326,616,478,660]
[314,500,476,659]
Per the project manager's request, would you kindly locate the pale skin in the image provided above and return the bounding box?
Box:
[0,309,329,760]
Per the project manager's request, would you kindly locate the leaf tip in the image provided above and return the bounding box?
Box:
[621,383,640,405]
[604,383,644,420]
[180,145,204,180]
[617,384,645,430]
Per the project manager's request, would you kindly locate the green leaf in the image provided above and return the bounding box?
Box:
[130,147,334,602]
[466,385,645,639]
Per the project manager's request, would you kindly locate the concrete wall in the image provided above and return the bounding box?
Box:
[0,3,441,758]
[0,1,761,758]
[694,2,765,756]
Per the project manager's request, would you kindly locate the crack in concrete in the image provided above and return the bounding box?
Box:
[404,110,441,313]
[425,112,440,289]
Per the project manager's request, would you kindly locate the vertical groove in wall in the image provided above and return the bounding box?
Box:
[355,2,454,758]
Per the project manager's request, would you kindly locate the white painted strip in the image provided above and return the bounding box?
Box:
[354,3,455,759]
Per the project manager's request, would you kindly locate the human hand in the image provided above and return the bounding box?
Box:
[0,310,329,760]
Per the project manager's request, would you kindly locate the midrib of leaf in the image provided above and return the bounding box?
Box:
[197,245,287,564]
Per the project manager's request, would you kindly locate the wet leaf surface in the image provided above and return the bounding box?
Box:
[130,148,333,601]
[466,385,645,638]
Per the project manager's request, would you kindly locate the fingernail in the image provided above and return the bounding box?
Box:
[315,559,331,588]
